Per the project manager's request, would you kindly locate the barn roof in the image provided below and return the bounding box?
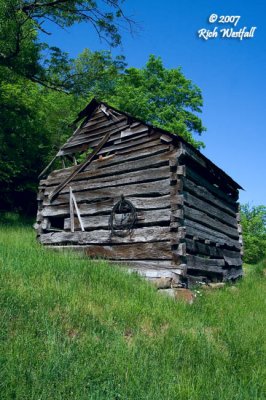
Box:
[61,98,242,191]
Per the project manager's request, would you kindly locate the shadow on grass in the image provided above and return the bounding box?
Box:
[0,211,34,227]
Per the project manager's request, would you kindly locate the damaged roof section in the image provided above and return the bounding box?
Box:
[51,98,242,191]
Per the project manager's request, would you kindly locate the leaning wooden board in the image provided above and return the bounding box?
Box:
[36,99,243,283]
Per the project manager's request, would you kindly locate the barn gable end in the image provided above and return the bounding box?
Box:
[36,99,243,284]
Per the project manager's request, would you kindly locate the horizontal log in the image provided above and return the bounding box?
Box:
[40,226,172,245]
[59,126,130,156]
[120,125,148,138]
[110,260,183,274]
[63,209,171,230]
[81,115,125,133]
[50,132,113,202]
[185,219,241,249]
[97,136,162,156]
[64,125,110,148]
[66,132,117,153]
[183,205,239,239]
[186,255,225,274]
[43,179,171,206]
[81,242,171,260]
[223,249,242,267]
[183,192,237,228]
[180,143,207,169]
[43,152,174,190]
[46,145,171,182]
[185,166,237,206]
[160,134,173,144]
[64,124,142,153]
[116,140,166,156]
[186,238,241,260]
[41,196,171,217]
[183,177,236,216]
[62,111,106,144]
[224,267,243,280]
[46,248,180,275]
[81,114,107,128]
[186,238,223,258]
[181,142,238,196]
[41,151,172,187]
[44,166,170,196]
[63,119,128,149]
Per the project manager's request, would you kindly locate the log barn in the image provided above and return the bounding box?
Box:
[36,99,243,284]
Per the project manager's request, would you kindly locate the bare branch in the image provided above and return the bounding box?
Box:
[34,21,52,35]
[28,74,70,92]
[22,0,70,13]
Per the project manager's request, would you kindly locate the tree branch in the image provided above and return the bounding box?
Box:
[22,0,71,13]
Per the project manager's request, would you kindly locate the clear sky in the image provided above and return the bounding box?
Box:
[41,0,266,206]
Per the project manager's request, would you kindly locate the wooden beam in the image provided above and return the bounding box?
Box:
[69,187,75,233]
[64,209,171,230]
[39,226,172,245]
[43,179,171,206]
[41,150,172,187]
[38,154,57,179]
[44,166,170,196]
[49,132,111,202]
[41,196,171,218]
[70,187,85,232]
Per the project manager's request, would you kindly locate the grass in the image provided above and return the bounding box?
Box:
[0,223,266,399]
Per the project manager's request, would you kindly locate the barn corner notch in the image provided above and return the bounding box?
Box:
[36,98,243,284]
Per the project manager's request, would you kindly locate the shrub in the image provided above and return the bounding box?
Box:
[241,204,266,264]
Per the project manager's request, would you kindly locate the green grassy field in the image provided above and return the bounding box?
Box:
[0,222,266,399]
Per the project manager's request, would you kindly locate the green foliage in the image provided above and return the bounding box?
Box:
[0,225,266,399]
[0,211,34,226]
[106,55,206,149]
[241,203,266,264]
[0,0,43,79]
[0,45,129,210]
[0,69,84,211]
[0,1,206,212]
[71,48,126,96]
[0,52,207,212]
[0,0,131,87]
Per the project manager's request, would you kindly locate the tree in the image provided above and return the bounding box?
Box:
[0,47,126,212]
[241,204,266,264]
[105,55,206,149]
[70,48,126,96]
[0,0,132,88]
[0,53,207,213]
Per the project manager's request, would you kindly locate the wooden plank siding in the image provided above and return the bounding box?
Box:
[176,143,243,281]
[37,123,181,279]
[36,100,243,283]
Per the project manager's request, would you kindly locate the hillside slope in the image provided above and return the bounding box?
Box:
[0,224,265,399]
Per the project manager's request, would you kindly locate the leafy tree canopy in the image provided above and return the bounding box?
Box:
[241,204,266,264]
[0,0,132,88]
[105,55,206,149]
[0,53,207,212]
[0,47,125,211]
[0,1,207,212]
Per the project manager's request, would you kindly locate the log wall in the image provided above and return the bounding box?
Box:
[36,111,182,280]
[174,142,243,282]
[36,103,243,283]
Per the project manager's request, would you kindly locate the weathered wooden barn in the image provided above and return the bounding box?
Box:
[36,99,243,284]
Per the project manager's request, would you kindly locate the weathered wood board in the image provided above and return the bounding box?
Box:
[40,226,172,245]
[36,99,243,283]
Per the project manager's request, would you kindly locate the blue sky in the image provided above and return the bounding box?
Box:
[41,0,266,205]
